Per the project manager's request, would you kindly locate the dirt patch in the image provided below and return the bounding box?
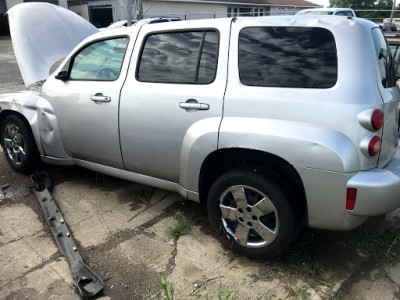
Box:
[0,149,46,224]
[5,288,41,300]
[118,186,155,211]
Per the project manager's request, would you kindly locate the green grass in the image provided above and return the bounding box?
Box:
[287,287,310,300]
[148,276,175,300]
[357,226,400,277]
[167,219,192,238]
[217,284,239,300]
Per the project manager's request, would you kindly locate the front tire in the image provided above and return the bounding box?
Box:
[207,169,301,258]
[1,114,40,173]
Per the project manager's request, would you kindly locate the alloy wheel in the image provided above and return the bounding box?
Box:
[3,122,26,166]
[219,185,279,248]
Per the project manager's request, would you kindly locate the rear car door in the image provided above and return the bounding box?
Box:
[119,20,231,183]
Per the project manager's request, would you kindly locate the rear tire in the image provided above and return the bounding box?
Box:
[207,168,301,258]
[1,114,40,173]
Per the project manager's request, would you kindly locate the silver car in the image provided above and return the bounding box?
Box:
[1,3,400,258]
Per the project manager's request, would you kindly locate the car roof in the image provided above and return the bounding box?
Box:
[299,7,354,12]
[92,15,376,39]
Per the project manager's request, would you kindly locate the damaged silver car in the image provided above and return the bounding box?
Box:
[1,3,400,258]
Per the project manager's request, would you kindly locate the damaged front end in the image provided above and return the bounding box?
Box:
[1,2,99,161]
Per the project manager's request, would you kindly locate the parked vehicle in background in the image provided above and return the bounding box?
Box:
[386,34,400,79]
[2,3,400,259]
[135,17,181,25]
[296,8,356,17]
[99,20,137,31]
[377,22,397,32]
[100,17,181,31]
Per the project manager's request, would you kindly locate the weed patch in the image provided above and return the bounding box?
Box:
[167,219,192,238]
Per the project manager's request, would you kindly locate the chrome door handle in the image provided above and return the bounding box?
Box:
[90,93,111,102]
[179,99,209,111]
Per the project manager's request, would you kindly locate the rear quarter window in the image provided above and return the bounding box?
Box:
[371,28,396,88]
[238,27,337,88]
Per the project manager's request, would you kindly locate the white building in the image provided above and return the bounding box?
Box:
[67,0,319,28]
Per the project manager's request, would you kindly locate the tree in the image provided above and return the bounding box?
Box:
[330,0,400,21]
[329,0,375,10]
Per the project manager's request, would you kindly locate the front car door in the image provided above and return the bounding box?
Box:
[119,19,231,185]
[42,35,131,168]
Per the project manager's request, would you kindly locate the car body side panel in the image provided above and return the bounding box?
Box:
[225,17,383,172]
[218,117,360,173]
[179,117,221,192]
[294,166,368,230]
[39,29,138,169]
[0,91,71,160]
[119,19,231,182]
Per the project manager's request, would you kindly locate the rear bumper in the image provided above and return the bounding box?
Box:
[347,141,400,216]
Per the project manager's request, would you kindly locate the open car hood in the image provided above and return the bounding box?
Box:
[8,3,99,87]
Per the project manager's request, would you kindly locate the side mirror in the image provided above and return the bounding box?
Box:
[379,49,388,60]
[55,71,68,80]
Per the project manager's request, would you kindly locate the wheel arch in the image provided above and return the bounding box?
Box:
[0,109,40,151]
[199,148,308,221]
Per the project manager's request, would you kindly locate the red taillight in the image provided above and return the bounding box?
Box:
[368,135,381,156]
[371,109,384,130]
[346,188,357,210]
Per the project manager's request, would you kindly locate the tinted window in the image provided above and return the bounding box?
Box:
[372,28,396,87]
[389,43,400,78]
[149,19,170,24]
[239,27,337,88]
[298,11,333,15]
[138,31,218,84]
[70,37,129,80]
[334,11,354,16]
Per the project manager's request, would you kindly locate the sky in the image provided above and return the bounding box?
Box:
[308,0,330,7]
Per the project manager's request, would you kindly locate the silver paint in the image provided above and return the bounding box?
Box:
[1,16,400,233]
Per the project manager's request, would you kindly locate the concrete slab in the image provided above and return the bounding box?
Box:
[0,204,43,244]
[168,225,294,299]
[389,262,400,285]
[0,260,79,300]
[0,232,58,284]
[52,181,178,248]
[341,278,399,300]
[0,204,58,286]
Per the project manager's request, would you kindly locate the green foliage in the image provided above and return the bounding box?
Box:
[357,226,400,277]
[167,219,192,238]
[148,276,175,300]
[287,287,310,300]
[329,0,400,21]
[329,0,375,10]
[217,284,239,300]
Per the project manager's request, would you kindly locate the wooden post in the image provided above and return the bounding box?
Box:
[127,0,133,25]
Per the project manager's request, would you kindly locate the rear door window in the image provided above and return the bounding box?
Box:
[137,30,218,84]
[238,27,337,88]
